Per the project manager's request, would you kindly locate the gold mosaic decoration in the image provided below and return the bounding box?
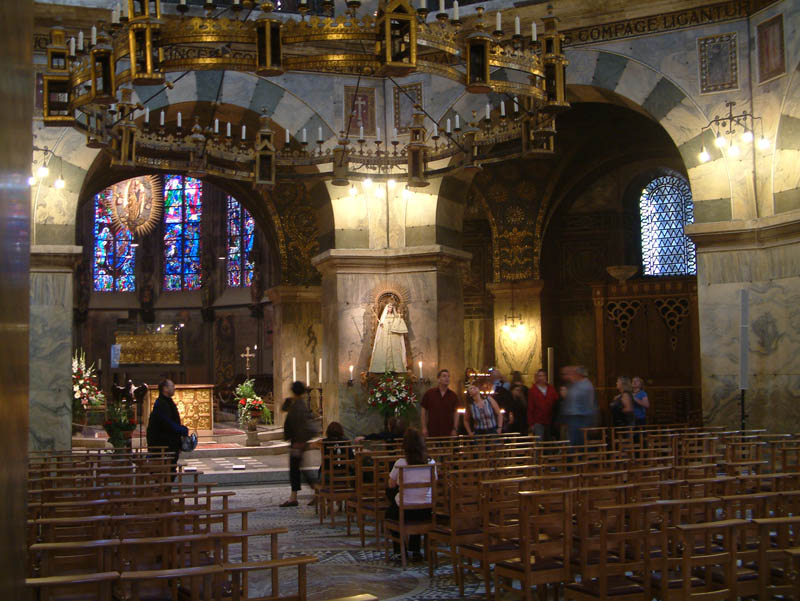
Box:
[115,332,180,365]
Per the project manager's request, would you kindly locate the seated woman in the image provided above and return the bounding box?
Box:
[386,428,436,562]
[611,376,636,428]
[354,416,407,443]
[464,385,503,436]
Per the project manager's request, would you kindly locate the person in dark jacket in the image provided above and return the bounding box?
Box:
[280,381,318,507]
[146,379,188,473]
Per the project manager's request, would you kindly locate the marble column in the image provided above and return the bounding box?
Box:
[266,285,322,427]
[29,245,82,451]
[312,245,471,436]
[487,280,545,382]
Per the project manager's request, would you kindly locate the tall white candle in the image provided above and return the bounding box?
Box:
[485,104,491,120]
[359,125,364,139]
[393,127,399,139]
[376,126,381,141]
[438,0,444,13]
[285,129,290,144]
[177,112,182,128]
[318,126,322,141]
[532,22,537,41]
[349,365,354,380]
[455,114,460,129]
[302,128,307,143]
[78,31,84,51]
[69,37,75,56]
[496,11,501,31]
[159,110,164,127]
[121,1,127,18]
[513,96,519,113]
[145,107,150,123]
[214,118,219,134]
[453,0,459,20]
[433,123,438,137]
[446,118,451,133]
[241,124,246,140]
[227,122,231,137]
[319,358,322,384]
[418,361,423,379]
[292,357,297,382]
[500,101,506,117]
[179,0,186,4]
[91,25,97,46]
[306,361,310,384]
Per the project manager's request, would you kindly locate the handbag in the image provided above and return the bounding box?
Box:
[181,431,198,452]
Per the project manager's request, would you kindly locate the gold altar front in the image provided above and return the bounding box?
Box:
[145,384,214,434]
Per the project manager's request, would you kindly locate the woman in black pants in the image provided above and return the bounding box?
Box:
[385,428,436,562]
[280,381,317,507]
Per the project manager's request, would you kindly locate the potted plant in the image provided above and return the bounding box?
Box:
[367,371,417,420]
[103,402,137,451]
[72,349,105,435]
[236,378,272,429]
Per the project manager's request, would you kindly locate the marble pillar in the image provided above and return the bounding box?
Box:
[487,280,544,383]
[688,215,800,433]
[313,245,471,436]
[29,245,82,451]
[266,285,322,427]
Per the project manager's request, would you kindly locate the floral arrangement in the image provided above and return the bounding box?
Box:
[367,371,417,418]
[103,402,136,449]
[72,349,105,421]
[236,379,272,426]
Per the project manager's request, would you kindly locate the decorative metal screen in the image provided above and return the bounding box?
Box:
[639,174,697,276]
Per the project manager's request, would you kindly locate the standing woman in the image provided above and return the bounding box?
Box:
[464,385,503,436]
[631,376,650,426]
[610,376,635,428]
[280,381,317,507]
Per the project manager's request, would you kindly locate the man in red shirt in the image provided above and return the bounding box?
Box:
[420,369,459,438]
[528,369,558,440]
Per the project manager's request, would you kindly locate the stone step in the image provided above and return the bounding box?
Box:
[185,441,290,458]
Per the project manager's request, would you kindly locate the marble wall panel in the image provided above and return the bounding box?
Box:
[29,270,73,450]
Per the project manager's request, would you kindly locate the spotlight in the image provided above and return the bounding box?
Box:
[54,177,65,189]
[742,129,753,143]
[757,136,770,151]
[37,165,49,178]
[698,148,711,163]
[714,135,727,149]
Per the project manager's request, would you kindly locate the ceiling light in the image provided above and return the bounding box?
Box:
[698,148,711,163]
[37,165,49,178]
[387,179,396,188]
[54,177,65,189]
[728,144,740,158]
[757,136,770,151]
[741,129,753,143]
[714,135,727,149]
[27,176,36,186]
[349,185,357,197]
[362,178,372,189]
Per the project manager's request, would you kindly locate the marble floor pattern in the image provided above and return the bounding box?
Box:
[223,484,491,601]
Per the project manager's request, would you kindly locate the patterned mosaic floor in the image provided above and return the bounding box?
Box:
[225,485,492,601]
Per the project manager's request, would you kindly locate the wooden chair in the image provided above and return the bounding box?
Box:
[318,441,357,527]
[754,516,800,601]
[383,464,437,569]
[493,488,575,601]
[26,570,119,601]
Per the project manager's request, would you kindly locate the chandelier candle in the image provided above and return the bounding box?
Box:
[90,25,96,46]
[306,361,310,384]
[318,126,322,142]
[439,0,444,13]
[453,1,459,20]
[241,125,246,140]
[359,125,364,140]
[486,104,491,120]
[285,129,290,144]
[214,119,219,134]
[292,357,297,382]
[446,118,451,134]
[376,127,381,141]
[77,31,83,51]
[227,122,231,137]
[68,37,75,57]
[515,16,520,36]
[177,112,182,129]
[455,114,460,129]
[500,101,506,117]
[145,107,149,124]
[302,128,307,143]
[159,110,164,127]
[496,11,502,32]
[532,22,537,41]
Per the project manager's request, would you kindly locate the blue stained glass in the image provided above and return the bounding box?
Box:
[162,175,203,291]
[639,174,697,277]
[92,187,136,292]
[225,195,256,288]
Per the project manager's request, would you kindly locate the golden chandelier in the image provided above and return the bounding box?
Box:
[42,0,568,187]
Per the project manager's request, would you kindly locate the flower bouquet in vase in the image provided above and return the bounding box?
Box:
[103,402,136,451]
[236,378,272,430]
[72,349,105,434]
[367,371,417,420]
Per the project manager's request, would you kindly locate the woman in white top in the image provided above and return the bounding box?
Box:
[386,428,436,561]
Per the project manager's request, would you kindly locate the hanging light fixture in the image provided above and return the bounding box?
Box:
[701,101,769,160]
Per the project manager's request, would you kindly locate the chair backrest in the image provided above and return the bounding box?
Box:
[518,488,574,575]
[321,440,358,491]
[676,519,745,601]
[396,464,436,513]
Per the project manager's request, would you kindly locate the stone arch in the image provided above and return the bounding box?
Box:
[772,58,800,214]
[565,48,733,222]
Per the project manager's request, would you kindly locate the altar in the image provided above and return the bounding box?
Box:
[145,384,214,435]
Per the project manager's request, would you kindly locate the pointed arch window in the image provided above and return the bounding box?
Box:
[93,190,136,292]
[226,195,256,287]
[639,173,697,276]
[163,175,203,291]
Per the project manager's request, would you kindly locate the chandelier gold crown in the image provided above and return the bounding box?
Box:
[41,0,568,187]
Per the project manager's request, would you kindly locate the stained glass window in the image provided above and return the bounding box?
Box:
[163,175,203,291]
[93,189,136,292]
[639,174,697,276]
[226,196,256,287]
